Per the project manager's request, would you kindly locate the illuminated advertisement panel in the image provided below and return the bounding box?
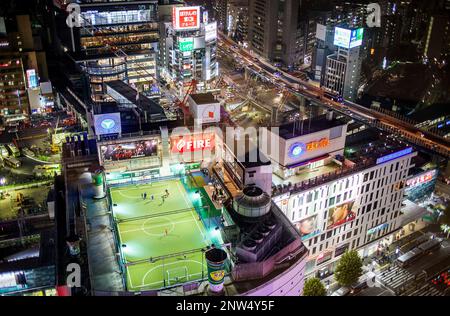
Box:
[406,169,437,187]
[327,201,356,230]
[172,6,201,31]
[205,21,217,42]
[94,113,121,136]
[288,138,329,159]
[349,28,364,48]
[333,27,351,48]
[178,37,194,52]
[316,251,333,265]
[170,133,215,153]
[405,169,438,202]
[376,147,413,165]
[295,215,320,239]
[100,140,158,162]
[26,69,39,89]
[334,27,364,49]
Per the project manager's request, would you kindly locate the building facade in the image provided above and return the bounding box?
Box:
[159,6,218,88]
[58,0,160,102]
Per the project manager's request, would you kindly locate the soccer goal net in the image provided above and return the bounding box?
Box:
[166,266,189,286]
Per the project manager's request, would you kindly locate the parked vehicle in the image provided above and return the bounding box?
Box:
[5,143,20,157]
[331,287,350,296]
[4,156,21,168]
[0,145,9,158]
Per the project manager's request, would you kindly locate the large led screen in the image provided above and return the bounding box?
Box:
[100,140,158,162]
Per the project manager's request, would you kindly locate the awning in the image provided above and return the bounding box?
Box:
[400,200,431,226]
[285,154,330,169]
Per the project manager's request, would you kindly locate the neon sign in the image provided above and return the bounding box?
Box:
[171,134,215,153]
[306,138,329,151]
[376,147,413,165]
[289,138,329,159]
[406,170,437,187]
[288,142,306,158]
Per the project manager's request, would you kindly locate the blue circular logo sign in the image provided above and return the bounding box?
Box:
[289,142,306,159]
[101,118,116,130]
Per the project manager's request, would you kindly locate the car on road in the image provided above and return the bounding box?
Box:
[22,147,35,157]
[350,276,369,294]
[39,121,51,128]
[331,287,350,296]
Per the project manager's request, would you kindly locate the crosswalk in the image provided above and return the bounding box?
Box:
[379,265,416,291]
[378,265,445,296]
[407,283,444,296]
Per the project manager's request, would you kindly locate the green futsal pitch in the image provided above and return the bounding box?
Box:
[110,179,212,291]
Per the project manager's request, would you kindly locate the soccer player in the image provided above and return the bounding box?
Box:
[165,189,169,197]
[165,228,168,236]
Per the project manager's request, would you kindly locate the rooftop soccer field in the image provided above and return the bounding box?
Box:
[110,179,212,291]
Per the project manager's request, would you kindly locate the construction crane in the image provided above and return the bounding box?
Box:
[51,116,61,154]
[175,79,197,124]
[278,89,290,111]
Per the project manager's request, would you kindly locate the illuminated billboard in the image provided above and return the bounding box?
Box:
[376,147,413,165]
[172,6,201,31]
[26,69,39,89]
[100,140,158,162]
[295,215,320,239]
[406,169,437,187]
[333,27,364,49]
[205,22,217,42]
[350,28,364,48]
[178,37,194,52]
[94,113,121,136]
[170,133,215,153]
[327,201,356,229]
[288,138,329,159]
[405,169,438,202]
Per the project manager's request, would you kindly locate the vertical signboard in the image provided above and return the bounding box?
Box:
[172,6,201,31]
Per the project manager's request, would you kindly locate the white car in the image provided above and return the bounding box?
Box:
[331,287,350,296]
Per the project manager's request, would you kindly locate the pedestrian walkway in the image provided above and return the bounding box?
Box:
[407,283,444,296]
[379,265,416,292]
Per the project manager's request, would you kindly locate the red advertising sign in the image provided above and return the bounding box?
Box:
[171,133,215,153]
[173,6,200,30]
[306,138,329,151]
[406,170,436,187]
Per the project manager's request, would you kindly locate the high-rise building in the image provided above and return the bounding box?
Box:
[213,0,228,31]
[159,6,218,88]
[312,23,336,83]
[226,0,249,44]
[248,0,310,67]
[0,52,29,115]
[424,14,450,61]
[323,27,364,101]
[0,14,50,117]
[55,0,160,102]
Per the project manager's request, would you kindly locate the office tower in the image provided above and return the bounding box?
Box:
[55,1,160,102]
[159,6,218,88]
[323,27,364,101]
[213,0,228,31]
